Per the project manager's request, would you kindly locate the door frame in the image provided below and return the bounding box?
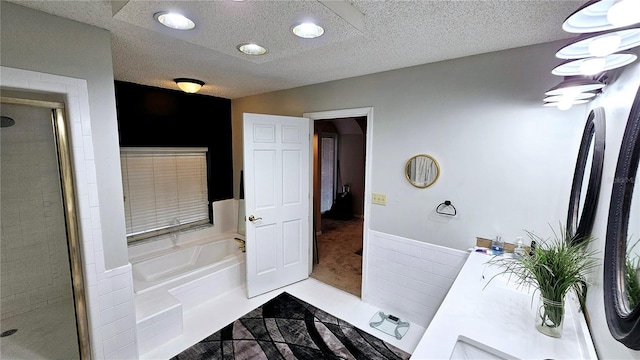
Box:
[1,97,91,358]
[303,107,373,301]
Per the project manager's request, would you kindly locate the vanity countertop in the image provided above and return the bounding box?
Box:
[410,251,597,360]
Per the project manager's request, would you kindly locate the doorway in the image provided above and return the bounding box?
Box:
[0,97,90,359]
[306,109,371,298]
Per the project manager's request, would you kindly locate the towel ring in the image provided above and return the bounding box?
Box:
[436,200,457,216]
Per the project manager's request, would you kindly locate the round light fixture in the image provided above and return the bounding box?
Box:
[562,0,632,33]
[237,43,268,55]
[155,12,195,30]
[607,0,640,28]
[552,52,637,76]
[292,22,325,39]
[174,78,204,93]
[545,77,605,96]
[556,27,640,59]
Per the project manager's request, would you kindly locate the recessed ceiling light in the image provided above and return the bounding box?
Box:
[292,23,325,39]
[552,52,637,76]
[155,11,195,30]
[556,27,640,59]
[237,43,268,56]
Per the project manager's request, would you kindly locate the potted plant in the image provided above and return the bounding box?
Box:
[626,239,640,309]
[487,225,598,338]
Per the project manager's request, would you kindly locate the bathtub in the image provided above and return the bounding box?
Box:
[132,236,244,293]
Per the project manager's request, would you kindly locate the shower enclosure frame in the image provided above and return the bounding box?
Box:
[1,96,92,359]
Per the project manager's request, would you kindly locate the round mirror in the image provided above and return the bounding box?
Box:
[605,85,640,350]
[566,107,606,243]
[405,154,440,188]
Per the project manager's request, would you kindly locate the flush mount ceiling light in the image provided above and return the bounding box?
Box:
[237,43,268,55]
[292,22,325,39]
[552,52,637,76]
[155,11,195,30]
[556,27,640,59]
[563,0,640,33]
[174,78,204,93]
[545,77,605,96]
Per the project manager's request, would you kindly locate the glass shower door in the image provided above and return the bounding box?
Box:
[0,102,81,359]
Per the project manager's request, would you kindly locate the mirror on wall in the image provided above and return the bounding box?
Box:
[405,154,440,188]
[566,107,605,244]
[605,85,640,350]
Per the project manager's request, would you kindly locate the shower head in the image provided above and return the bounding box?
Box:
[1,116,15,128]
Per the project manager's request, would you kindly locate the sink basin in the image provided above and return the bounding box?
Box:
[449,336,519,360]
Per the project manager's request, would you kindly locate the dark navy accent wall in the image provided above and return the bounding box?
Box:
[114,81,233,202]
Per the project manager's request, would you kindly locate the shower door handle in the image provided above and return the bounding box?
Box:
[248,215,262,222]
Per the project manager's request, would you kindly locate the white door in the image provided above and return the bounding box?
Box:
[243,113,311,298]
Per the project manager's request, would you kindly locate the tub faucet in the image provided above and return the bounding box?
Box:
[234,238,246,253]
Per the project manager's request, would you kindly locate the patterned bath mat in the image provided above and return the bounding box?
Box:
[171,292,410,360]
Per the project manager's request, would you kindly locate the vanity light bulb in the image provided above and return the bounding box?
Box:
[588,34,622,57]
[607,0,640,28]
[580,57,607,75]
[557,101,573,111]
[562,87,583,100]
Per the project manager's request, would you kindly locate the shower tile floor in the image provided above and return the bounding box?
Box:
[0,297,79,360]
[142,277,426,359]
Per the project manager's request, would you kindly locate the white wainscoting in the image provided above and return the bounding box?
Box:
[365,230,468,328]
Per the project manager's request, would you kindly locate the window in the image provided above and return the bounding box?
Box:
[120,148,210,242]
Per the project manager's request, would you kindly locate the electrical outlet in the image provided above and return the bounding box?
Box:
[372,192,387,205]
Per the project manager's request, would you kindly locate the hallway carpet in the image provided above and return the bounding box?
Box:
[311,218,363,297]
[170,292,410,360]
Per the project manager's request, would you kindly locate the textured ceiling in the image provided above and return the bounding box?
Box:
[9,0,584,99]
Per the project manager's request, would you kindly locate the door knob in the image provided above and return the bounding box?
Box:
[248,215,262,222]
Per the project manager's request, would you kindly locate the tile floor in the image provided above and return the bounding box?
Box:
[0,298,80,360]
[142,278,426,359]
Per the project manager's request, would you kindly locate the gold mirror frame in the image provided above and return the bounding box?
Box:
[405,154,440,188]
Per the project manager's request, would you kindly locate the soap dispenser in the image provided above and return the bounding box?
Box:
[491,235,504,255]
[513,237,525,258]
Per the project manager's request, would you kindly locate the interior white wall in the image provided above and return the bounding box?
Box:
[232,40,584,251]
[232,41,640,358]
[581,56,640,359]
[0,2,128,269]
[339,134,365,217]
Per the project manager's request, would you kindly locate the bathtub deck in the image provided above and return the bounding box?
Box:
[140,278,426,359]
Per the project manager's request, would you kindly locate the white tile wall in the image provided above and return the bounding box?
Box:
[1,67,138,359]
[1,91,72,319]
[365,230,468,328]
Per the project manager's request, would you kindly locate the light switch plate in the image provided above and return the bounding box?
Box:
[372,193,387,205]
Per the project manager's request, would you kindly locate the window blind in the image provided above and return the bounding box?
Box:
[120,148,209,241]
